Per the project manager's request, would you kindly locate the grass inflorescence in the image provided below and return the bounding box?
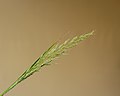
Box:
[0,31,94,96]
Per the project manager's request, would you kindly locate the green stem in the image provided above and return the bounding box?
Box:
[0,71,27,96]
[0,79,20,96]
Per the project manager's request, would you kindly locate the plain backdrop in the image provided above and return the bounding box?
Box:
[0,0,120,96]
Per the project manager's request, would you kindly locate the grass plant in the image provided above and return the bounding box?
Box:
[0,31,94,96]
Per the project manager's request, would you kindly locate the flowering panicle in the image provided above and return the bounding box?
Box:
[0,31,94,96]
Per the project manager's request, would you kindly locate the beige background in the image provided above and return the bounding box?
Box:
[0,0,120,96]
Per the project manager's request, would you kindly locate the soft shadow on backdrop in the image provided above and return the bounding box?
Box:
[0,0,120,96]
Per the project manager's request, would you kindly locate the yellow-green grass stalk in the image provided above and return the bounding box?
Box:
[0,31,94,96]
